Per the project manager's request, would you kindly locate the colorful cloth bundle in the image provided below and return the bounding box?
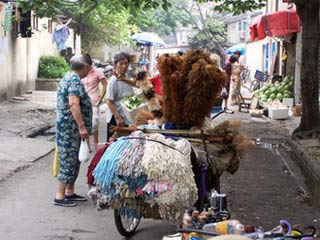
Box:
[93,137,131,189]
[116,131,145,178]
[90,130,198,224]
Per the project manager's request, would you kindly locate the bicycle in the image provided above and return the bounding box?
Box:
[240,65,251,84]
[250,70,269,91]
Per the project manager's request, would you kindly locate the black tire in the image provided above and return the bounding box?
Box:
[114,209,141,237]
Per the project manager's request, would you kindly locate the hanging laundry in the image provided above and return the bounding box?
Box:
[53,25,70,51]
[4,3,13,32]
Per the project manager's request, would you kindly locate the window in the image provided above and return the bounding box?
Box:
[32,14,39,31]
[237,20,248,32]
[263,43,270,72]
[48,19,52,33]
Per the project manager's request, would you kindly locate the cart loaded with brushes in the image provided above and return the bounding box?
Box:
[86,50,252,237]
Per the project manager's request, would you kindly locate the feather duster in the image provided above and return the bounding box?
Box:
[158,49,226,128]
[158,54,184,122]
[169,71,186,125]
[183,59,226,128]
[182,49,213,77]
[134,110,155,126]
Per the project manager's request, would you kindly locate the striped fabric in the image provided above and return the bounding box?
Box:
[4,3,13,32]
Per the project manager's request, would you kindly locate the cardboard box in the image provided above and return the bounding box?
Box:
[283,98,294,107]
[268,107,289,120]
[121,102,148,123]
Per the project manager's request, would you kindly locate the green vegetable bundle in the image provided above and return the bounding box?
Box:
[122,96,143,111]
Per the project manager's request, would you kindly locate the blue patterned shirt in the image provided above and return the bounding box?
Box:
[56,72,92,135]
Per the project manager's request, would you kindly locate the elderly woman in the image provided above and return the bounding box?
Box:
[53,55,92,207]
[106,52,136,141]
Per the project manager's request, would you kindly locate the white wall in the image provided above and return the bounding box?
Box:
[0,8,78,101]
[245,39,266,80]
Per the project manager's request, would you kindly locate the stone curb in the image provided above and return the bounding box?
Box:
[287,138,320,184]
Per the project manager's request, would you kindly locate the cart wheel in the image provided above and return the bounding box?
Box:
[114,209,141,237]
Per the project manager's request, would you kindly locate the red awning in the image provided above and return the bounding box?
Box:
[249,15,266,41]
[249,10,300,42]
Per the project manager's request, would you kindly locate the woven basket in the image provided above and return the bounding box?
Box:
[292,105,302,117]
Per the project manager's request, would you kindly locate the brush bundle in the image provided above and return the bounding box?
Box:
[158,53,184,124]
[158,49,227,128]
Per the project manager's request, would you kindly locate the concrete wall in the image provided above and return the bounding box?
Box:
[0,9,58,101]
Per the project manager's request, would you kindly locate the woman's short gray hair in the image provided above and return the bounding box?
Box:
[70,54,90,70]
[113,52,130,65]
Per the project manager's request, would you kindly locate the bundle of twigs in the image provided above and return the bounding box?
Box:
[158,49,227,128]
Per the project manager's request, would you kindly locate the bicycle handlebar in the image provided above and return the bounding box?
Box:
[210,109,234,121]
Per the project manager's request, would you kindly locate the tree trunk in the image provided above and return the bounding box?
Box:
[293,0,320,138]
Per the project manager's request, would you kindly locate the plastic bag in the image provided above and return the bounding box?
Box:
[78,139,90,163]
[220,87,228,98]
[52,144,59,177]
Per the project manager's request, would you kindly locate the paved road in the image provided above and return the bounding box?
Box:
[1,92,319,239]
[0,152,176,240]
[1,122,320,240]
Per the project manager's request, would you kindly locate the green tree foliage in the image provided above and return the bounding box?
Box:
[209,0,266,15]
[18,0,171,19]
[142,5,192,36]
[18,0,100,19]
[81,7,137,52]
[18,0,171,45]
[178,1,227,58]
[18,0,173,52]
[188,14,226,56]
[137,0,226,57]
